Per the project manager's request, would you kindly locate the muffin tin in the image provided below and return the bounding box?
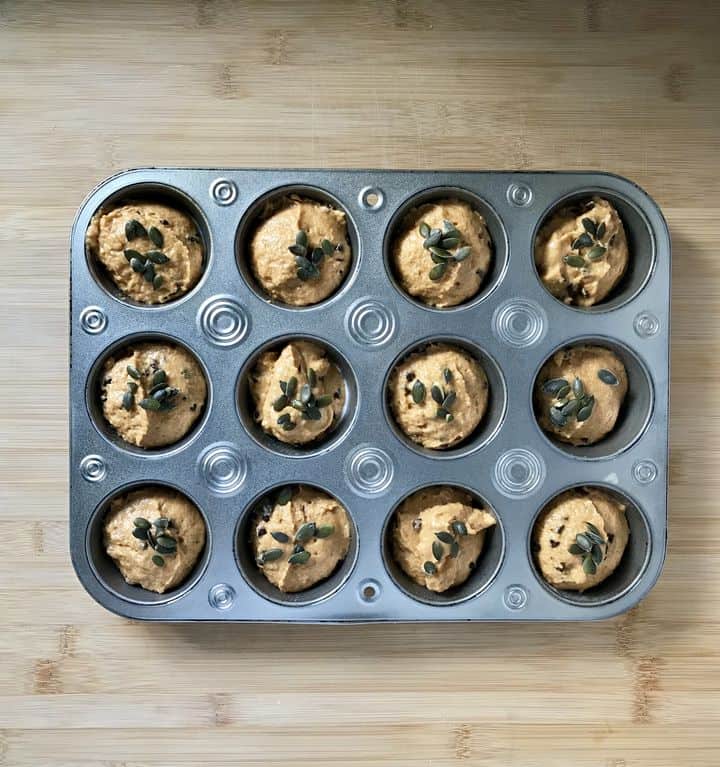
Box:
[69,169,670,621]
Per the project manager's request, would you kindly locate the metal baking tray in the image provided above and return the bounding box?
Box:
[69,169,670,621]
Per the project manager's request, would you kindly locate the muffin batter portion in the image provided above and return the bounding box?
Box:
[249,340,345,445]
[388,343,488,450]
[534,196,628,307]
[86,202,204,304]
[251,485,351,593]
[249,195,351,306]
[391,198,492,308]
[101,342,207,449]
[392,486,496,593]
[533,487,629,592]
[103,487,206,594]
[534,344,628,446]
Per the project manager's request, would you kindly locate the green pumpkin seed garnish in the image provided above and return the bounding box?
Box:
[424,230,443,249]
[453,246,471,262]
[576,398,595,422]
[122,390,134,410]
[563,254,586,269]
[127,365,141,379]
[549,408,568,428]
[557,384,571,399]
[435,531,454,544]
[598,368,619,385]
[586,244,607,260]
[423,561,437,575]
[125,219,148,241]
[431,385,444,404]
[152,370,167,386]
[276,487,293,505]
[452,520,468,537]
[575,533,592,551]
[419,222,431,238]
[596,221,607,240]
[259,548,284,564]
[316,524,334,538]
[321,239,334,256]
[429,245,452,260]
[285,377,298,398]
[582,555,597,574]
[152,554,165,567]
[296,229,308,248]
[582,217,597,236]
[124,248,143,262]
[572,377,584,398]
[295,522,316,543]
[443,368,453,384]
[271,531,290,543]
[299,383,312,404]
[315,394,333,408]
[542,378,569,395]
[134,517,151,530]
[148,226,164,247]
[154,517,170,529]
[440,236,460,249]
[130,256,146,273]
[145,250,169,264]
[152,274,164,290]
[429,263,447,281]
[273,395,288,412]
[571,232,593,250]
[432,540,444,561]
[591,544,604,565]
[288,550,311,565]
[155,535,177,550]
[411,380,426,404]
[139,397,161,411]
[132,527,148,540]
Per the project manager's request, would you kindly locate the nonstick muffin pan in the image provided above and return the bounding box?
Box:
[69,169,670,621]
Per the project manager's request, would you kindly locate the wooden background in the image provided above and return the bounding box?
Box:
[1,1,718,765]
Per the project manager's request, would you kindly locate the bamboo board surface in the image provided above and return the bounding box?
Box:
[1,1,718,765]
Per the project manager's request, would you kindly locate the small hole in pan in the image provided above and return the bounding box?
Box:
[528,483,651,607]
[383,186,508,311]
[236,334,358,458]
[234,483,358,607]
[531,336,654,461]
[86,332,212,458]
[235,184,359,310]
[381,484,505,606]
[83,182,210,309]
[85,482,211,606]
[532,188,655,312]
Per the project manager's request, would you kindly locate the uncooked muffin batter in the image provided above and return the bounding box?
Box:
[249,195,351,306]
[534,197,628,307]
[533,487,629,591]
[249,340,345,445]
[103,487,206,594]
[388,344,488,450]
[535,344,628,446]
[391,198,492,308]
[252,485,351,593]
[101,342,207,448]
[86,202,204,304]
[392,486,496,593]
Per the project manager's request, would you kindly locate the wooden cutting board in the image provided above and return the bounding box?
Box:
[1,1,717,765]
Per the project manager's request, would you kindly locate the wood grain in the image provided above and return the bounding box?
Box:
[1,1,718,764]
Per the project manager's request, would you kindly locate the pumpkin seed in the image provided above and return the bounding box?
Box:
[576,398,595,422]
[295,522,316,543]
[443,368,452,383]
[321,239,334,256]
[143,263,155,283]
[435,531,454,544]
[587,244,607,260]
[582,555,597,575]
[575,533,592,552]
[572,232,593,250]
[288,244,307,257]
[139,397,161,411]
[281,420,296,431]
[429,263,446,280]
[285,377,298,398]
[132,527,148,540]
[423,561,437,575]
[582,217,597,236]
[154,518,170,529]
[156,535,176,550]
[130,257,146,273]
[598,368,619,385]
[411,380,426,404]
[572,377,584,398]
[276,487,293,505]
[296,230,308,247]
[442,392,456,410]
[124,248,142,261]
[273,395,288,412]
[299,383,312,404]
[315,394,333,408]
[304,405,322,421]
[432,540,444,561]
[152,370,167,386]
[542,378,569,395]
[568,543,585,555]
[453,246,471,262]
[259,548,283,563]
[310,247,324,264]
[560,399,580,417]
[271,531,290,543]
[586,522,603,538]
[152,274,164,290]
[563,254,586,268]
[122,390,134,410]
[452,521,468,537]
[127,365,141,379]
[125,220,144,240]
[440,236,460,249]
[152,554,165,567]
[431,385,444,404]
[419,222,431,238]
[134,517,151,529]
[549,407,567,428]
[148,226,164,247]
[288,549,311,565]
[316,524,334,538]
[596,221,607,240]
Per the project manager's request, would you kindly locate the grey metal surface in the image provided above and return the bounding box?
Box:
[69,169,670,622]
